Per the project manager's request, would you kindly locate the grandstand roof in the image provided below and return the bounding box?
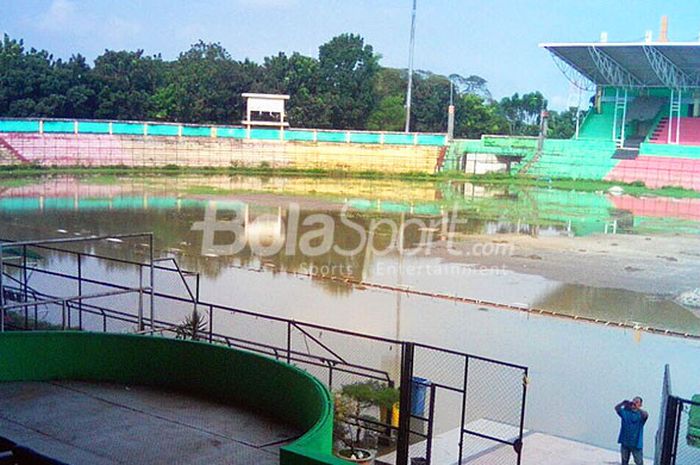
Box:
[540,42,700,89]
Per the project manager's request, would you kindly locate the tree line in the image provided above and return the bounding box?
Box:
[0,33,577,139]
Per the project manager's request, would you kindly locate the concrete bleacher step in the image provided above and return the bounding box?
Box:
[613,148,639,160]
[649,117,700,145]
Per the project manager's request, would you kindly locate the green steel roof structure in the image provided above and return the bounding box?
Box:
[541,42,700,90]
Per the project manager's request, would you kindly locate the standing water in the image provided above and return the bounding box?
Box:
[1,174,699,457]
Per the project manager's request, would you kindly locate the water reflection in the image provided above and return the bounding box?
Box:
[1,174,699,333]
[2,174,700,456]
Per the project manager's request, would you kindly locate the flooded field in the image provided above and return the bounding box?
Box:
[1,173,699,456]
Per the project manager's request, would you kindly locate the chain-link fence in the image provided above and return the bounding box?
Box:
[673,398,700,465]
[656,365,700,465]
[407,344,527,465]
[659,396,700,465]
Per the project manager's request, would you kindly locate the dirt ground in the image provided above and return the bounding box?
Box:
[434,232,700,296]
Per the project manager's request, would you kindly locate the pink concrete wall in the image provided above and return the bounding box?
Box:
[605,156,700,190]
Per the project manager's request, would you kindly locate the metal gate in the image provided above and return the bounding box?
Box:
[392,343,528,465]
[657,366,700,465]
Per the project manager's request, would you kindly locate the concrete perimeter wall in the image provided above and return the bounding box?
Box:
[0,332,344,465]
[0,133,439,174]
[0,119,445,174]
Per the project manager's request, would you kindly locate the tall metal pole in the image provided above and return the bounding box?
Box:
[404,0,417,133]
[447,80,455,140]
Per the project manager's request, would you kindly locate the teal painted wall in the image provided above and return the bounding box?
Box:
[0,119,446,148]
[0,332,344,465]
[639,142,700,158]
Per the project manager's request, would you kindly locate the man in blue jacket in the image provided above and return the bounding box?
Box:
[615,397,649,465]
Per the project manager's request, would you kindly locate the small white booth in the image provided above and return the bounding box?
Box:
[241,93,290,139]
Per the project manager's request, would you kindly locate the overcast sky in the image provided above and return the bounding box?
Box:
[2,0,700,109]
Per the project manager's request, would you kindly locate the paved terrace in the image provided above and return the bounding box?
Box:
[0,332,339,465]
[0,380,299,465]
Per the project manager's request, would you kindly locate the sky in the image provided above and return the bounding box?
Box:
[1,0,700,109]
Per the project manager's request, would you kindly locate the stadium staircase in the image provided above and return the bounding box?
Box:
[0,136,27,165]
[434,146,447,172]
[513,139,618,180]
[649,117,700,146]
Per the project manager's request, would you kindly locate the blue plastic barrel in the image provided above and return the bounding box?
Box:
[411,377,430,416]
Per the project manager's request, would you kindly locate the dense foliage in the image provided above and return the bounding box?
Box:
[0,33,577,138]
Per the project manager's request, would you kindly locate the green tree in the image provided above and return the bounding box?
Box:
[547,108,578,139]
[56,54,96,118]
[255,52,325,127]
[499,91,546,135]
[92,50,165,120]
[367,95,405,131]
[373,68,406,101]
[411,72,450,132]
[153,41,260,124]
[449,73,492,101]
[455,94,509,139]
[317,33,380,129]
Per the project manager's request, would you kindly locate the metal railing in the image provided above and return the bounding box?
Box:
[0,235,528,465]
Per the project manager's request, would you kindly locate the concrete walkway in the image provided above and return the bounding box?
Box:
[377,419,623,465]
[468,432,621,465]
[0,381,300,465]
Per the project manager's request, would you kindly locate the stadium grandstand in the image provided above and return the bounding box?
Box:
[446,18,700,190]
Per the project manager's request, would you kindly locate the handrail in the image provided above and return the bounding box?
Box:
[2,258,533,368]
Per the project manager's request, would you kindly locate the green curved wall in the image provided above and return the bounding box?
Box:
[0,331,345,465]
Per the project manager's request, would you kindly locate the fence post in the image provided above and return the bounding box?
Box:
[77,252,83,330]
[208,304,213,343]
[0,245,4,313]
[516,368,529,465]
[459,356,469,464]
[149,234,155,329]
[286,321,292,364]
[396,342,415,465]
[660,396,680,465]
[138,265,144,332]
[426,383,437,465]
[22,245,28,328]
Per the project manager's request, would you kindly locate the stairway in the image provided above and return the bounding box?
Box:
[649,117,700,145]
[0,136,27,165]
[434,146,447,172]
[612,136,644,159]
[518,150,542,175]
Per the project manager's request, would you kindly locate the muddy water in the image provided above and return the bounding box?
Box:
[1,174,699,456]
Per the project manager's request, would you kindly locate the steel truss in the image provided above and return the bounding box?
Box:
[550,54,595,92]
[643,46,700,90]
[587,46,643,88]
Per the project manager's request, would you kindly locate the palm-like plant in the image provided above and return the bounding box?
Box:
[174,308,207,340]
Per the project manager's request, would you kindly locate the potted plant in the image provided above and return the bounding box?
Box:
[174,308,207,340]
[334,381,400,464]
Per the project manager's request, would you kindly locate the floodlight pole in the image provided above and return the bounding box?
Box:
[404,0,417,133]
[447,79,455,140]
